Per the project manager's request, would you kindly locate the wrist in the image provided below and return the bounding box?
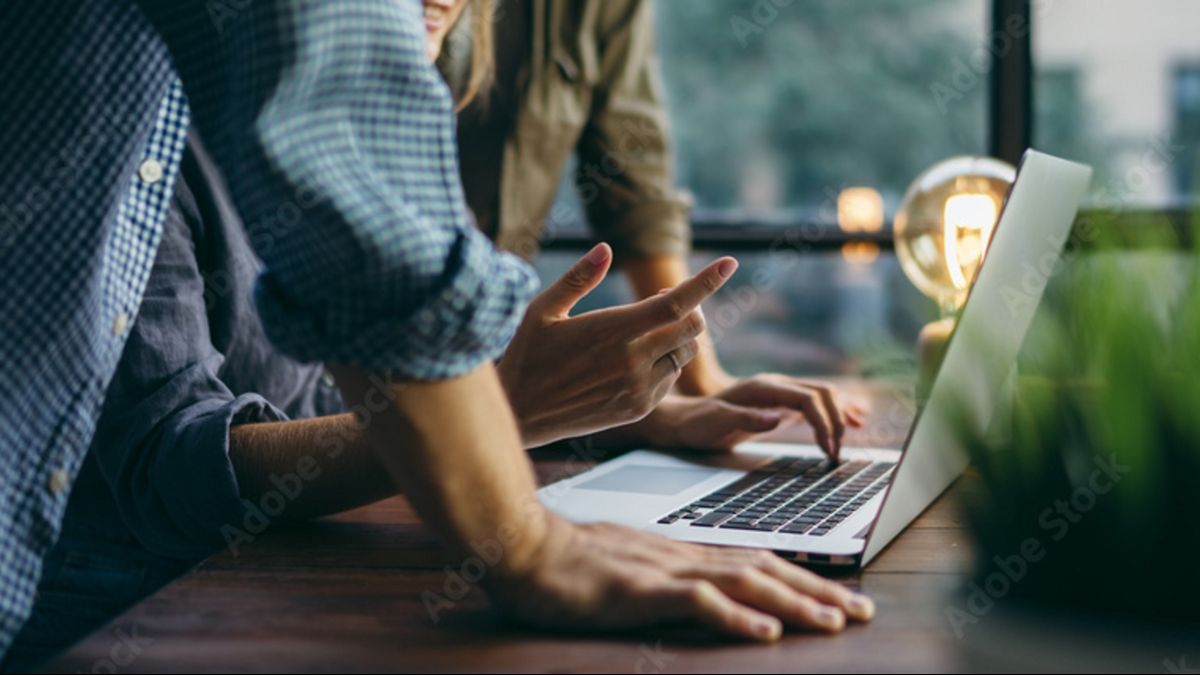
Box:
[677,364,733,397]
[496,359,535,442]
[631,398,684,448]
[484,509,568,593]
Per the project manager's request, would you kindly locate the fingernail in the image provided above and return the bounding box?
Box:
[585,244,609,267]
[716,258,738,279]
[754,618,781,641]
[819,607,845,631]
[849,595,875,621]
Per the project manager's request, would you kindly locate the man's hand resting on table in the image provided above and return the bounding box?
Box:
[487,514,875,640]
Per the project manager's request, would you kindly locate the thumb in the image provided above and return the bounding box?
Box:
[534,243,612,317]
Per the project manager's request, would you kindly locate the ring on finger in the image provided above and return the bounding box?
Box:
[665,350,682,372]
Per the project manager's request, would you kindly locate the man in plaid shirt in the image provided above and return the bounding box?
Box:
[0,0,873,662]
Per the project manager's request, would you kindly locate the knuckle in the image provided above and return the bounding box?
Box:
[749,549,775,568]
[621,348,642,374]
[612,572,644,594]
[663,298,687,321]
[564,269,587,288]
[731,565,760,589]
[685,580,717,606]
[686,311,706,336]
[681,338,700,361]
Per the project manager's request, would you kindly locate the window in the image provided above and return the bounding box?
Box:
[656,0,989,219]
[1175,66,1200,198]
[1034,0,1200,207]
[540,1,988,375]
[535,0,1200,377]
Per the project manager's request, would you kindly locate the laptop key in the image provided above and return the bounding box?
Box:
[691,510,737,527]
[719,521,777,531]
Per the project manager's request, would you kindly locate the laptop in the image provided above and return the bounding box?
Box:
[538,150,1093,567]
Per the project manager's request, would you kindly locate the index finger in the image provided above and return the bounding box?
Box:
[624,257,738,332]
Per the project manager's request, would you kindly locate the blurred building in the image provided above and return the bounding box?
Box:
[1036,0,1200,204]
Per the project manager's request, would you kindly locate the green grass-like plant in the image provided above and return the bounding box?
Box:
[957,215,1200,619]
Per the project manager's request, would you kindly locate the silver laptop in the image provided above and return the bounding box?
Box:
[538,150,1093,567]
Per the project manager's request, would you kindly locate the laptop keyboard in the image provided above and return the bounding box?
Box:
[655,457,895,535]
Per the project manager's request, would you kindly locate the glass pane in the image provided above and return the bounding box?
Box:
[1034,0,1200,207]
[656,0,989,219]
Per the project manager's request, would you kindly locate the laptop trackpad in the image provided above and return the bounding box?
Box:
[575,465,719,496]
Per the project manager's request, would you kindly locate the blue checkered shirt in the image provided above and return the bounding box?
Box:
[0,0,537,658]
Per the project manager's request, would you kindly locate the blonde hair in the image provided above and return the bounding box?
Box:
[456,0,495,112]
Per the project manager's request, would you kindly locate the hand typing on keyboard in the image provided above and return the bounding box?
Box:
[625,375,866,458]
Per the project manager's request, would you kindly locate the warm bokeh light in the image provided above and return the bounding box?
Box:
[837,187,885,233]
[840,241,881,265]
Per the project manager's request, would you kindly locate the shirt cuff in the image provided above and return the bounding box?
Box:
[143,394,286,559]
[254,228,539,381]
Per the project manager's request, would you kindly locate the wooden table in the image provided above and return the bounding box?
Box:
[45,380,982,673]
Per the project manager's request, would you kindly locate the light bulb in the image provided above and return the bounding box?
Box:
[942,192,998,290]
[894,157,1016,315]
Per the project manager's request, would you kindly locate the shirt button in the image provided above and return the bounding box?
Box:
[112,311,129,337]
[321,371,336,388]
[137,158,164,185]
[48,468,70,495]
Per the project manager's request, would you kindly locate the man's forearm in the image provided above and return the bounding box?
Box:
[228,414,397,520]
[329,362,549,579]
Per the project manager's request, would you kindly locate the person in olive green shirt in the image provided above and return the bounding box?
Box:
[439,0,864,451]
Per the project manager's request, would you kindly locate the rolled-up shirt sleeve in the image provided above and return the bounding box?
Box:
[138,0,538,380]
[98,370,285,559]
[90,200,284,559]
